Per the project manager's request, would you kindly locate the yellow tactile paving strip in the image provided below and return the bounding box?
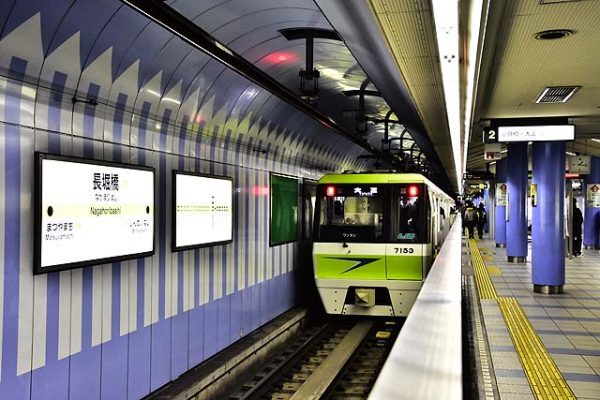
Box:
[486,266,502,276]
[498,298,576,400]
[467,240,576,400]
[468,239,498,299]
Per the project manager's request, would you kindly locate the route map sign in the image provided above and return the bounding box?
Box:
[173,172,233,250]
[35,153,155,273]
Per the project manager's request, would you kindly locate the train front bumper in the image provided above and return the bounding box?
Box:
[315,278,423,317]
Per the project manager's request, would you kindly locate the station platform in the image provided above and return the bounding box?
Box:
[467,237,600,399]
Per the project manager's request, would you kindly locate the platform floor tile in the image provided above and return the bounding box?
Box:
[467,236,600,399]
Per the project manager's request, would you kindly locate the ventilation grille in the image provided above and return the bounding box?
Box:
[536,86,580,103]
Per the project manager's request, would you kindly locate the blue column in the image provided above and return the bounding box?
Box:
[506,142,528,262]
[583,156,600,249]
[495,159,507,247]
[532,142,565,293]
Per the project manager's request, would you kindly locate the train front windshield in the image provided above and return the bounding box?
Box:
[315,184,424,243]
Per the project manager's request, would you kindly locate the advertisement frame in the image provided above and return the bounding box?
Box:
[171,170,234,252]
[34,152,156,274]
[269,172,300,247]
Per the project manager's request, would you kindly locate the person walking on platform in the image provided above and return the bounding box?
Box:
[463,201,477,239]
[573,200,583,256]
[476,203,487,239]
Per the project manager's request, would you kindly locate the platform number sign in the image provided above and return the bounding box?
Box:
[484,127,498,143]
[569,155,591,174]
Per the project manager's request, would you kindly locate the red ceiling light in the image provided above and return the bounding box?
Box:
[408,185,419,197]
[265,52,296,64]
[326,186,336,197]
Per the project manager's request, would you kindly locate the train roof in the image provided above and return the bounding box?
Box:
[318,172,430,185]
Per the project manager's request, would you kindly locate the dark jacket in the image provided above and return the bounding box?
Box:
[573,207,583,237]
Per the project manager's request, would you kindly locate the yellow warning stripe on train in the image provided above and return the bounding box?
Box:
[498,298,576,400]
[468,240,498,299]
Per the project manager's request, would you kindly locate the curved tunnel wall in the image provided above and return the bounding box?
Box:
[0,1,370,399]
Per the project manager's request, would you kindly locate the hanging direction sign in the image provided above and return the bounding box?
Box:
[498,125,574,142]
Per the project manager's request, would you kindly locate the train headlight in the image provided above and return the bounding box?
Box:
[326,186,336,197]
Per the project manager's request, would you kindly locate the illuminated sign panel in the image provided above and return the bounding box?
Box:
[35,154,155,274]
[353,187,378,197]
[173,172,233,250]
[498,125,574,142]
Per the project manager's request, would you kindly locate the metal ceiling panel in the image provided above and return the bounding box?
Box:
[368,0,453,174]
[469,0,600,170]
[315,0,454,191]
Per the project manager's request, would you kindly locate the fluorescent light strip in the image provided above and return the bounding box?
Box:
[463,0,486,195]
[431,0,461,191]
[591,138,600,143]
[566,151,576,156]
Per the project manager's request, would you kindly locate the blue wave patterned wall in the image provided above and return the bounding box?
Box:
[0,2,368,399]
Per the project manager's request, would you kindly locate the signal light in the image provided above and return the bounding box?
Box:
[408,185,419,197]
[326,186,336,197]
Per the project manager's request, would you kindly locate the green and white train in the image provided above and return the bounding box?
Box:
[313,173,455,317]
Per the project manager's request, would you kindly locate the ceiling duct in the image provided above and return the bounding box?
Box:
[535,86,580,103]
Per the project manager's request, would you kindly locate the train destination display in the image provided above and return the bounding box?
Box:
[173,172,233,250]
[35,154,155,273]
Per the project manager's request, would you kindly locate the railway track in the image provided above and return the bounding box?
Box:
[226,318,401,400]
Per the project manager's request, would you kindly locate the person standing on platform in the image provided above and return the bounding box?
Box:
[463,201,477,239]
[476,203,487,239]
[573,200,583,256]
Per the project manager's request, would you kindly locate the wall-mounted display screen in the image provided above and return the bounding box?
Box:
[270,174,299,246]
[34,153,155,274]
[173,171,233,250]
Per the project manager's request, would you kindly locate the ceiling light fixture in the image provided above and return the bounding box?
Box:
[591,138,600,143]
[463,0,487,195]
[432,0,462,192]
[534,29,574,40]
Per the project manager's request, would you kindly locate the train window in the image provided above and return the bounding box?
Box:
[390,185,424,243]
[315,185,384,242]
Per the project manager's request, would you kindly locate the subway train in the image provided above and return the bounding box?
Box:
[312,173,455,317]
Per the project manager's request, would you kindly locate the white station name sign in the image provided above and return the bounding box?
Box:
[498,125,574,142]
[37,156,154,272]
[174,173,233,249]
